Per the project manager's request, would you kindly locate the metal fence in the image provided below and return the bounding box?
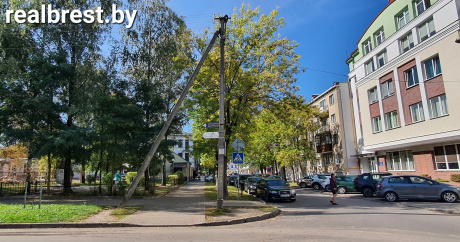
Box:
[0,171,63,196]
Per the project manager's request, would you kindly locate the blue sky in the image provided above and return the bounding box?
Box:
[167,0,389,101]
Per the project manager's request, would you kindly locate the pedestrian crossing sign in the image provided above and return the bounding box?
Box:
[233,152,244,164]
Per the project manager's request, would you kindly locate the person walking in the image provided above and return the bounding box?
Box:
[329,173,338,205]
[114,170,121,185]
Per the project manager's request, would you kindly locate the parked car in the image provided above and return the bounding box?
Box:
[336,175,357,194]
[354,172,392,197]
[311,174,331,190]
[227,175,238,186]
[237,174,252,191]
[256,178,296,202]
[205,174,214,182]
[268,175,281,179]
[376,175,460,203]
[297,175,313,188]
[244,177,261,194]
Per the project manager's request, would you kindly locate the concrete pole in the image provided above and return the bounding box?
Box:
[217,15,229,209]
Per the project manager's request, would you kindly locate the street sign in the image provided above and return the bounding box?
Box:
[232,138,245,152]
[203,132,219,139]
[203,122,219,129]
[233,152,244,164]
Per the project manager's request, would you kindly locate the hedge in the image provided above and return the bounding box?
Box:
[451,174,460,182]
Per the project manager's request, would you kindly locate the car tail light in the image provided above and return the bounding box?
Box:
[378,184,383,189]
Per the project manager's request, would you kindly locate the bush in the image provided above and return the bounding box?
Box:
[436,178,449,182]
[86,175,96,184]
[420,174,429,178]
[168,175,179,186]
[451,174,460,182]
[174,171,185,184]
[126,172,145,187]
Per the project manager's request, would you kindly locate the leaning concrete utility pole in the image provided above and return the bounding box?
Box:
[118,16,230,209]
[217,15,229,209]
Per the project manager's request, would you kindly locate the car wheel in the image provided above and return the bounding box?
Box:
[362,187,374,197]
[264,193,270,202]
[313,183,320,190]
[441,191,458,203]
[337,187,346,194]
[300,182,306,188]
[384,191,398,202]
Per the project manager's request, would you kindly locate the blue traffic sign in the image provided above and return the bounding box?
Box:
[233,153,244,164]
[203,122,219,129]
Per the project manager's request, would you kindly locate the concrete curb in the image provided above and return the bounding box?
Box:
[0,208,282,229]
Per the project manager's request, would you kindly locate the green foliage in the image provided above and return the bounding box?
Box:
[420,174,430,178]
[451,174,460,182]
[168,175,179,186]
[437,178,449,182]
[174,170,185,184]
[86,175,96,184]
[0,204,102,223]
[126,172,145,187]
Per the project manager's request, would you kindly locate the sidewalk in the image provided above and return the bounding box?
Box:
[0,181,279,228]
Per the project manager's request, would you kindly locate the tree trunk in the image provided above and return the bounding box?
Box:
[47,153,51,195]
[162,157,166,186]
[81,162,86,184]
[144,166,150,191]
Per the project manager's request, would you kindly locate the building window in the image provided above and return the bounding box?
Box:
[399,32,414,53]
[404,66,419,88]
[329,94,334,106]
[386,150,415,171]
[324,155,332,165]
[368,86,378,104]
[334,154,340,165]
[385,111,399,130]
[376,51,387,68]
[184,153,190,162]
[410,102,425,123]
[380,79,394,99]
[330,114,336,124]
[332,134,338,145]
[418,18,435,42]
[372,116,382,133]
[363,39,372,55]
[365,60,375,75]
[422,55,442,80]
[185,139,190,150]
[397,9,410,29]
[319,99,326,112]
[434,144,460,170]
[428,94,449,118]
[374,29,385,46]
[177,139,183,148]
[415,0,426,16]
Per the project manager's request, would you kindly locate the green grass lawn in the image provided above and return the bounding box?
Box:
[204,182,259,201]
[0,204,103,223]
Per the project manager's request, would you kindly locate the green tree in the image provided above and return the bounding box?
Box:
[187,4,303,194]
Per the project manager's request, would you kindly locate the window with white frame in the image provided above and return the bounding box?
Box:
[368,86,378,104]
[386,150,415,171]
[399,32,414,53]
[363,39,372,55]
[415,0,426,16]
[334,154,340,165]
[330,114,336,124]
[428,94,449,118]
[320,99,326,110]
[329,94,334,106]
[397,9,410,29]
[177,139,183,148]
[380,79,394,99]
[371,116,382,133]
[410,102,425,123]
[385,111,399,130]
[434,144,460,170]
[324,155,332,165]
[404,66,419,88]
[423,55,442,80]
[365,59,375,75]
[376,50,387,68]
[375,29,385,46]
[418,18,435,42]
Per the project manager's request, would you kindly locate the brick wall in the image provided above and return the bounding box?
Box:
[369,102,380,118]
[397,59,422,125]
[424,75,445,99]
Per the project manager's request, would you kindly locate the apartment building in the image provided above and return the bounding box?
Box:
[168,132,196,179]
[346,0,460,180]
[309,82,359,175]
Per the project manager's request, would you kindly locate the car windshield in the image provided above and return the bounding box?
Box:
[247,177,260,183]
[267,180,287,187]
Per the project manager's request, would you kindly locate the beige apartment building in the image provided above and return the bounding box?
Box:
[309,82,359,175]
[346,0,460,180]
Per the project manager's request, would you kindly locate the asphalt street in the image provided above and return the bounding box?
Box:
[1,187,459,242]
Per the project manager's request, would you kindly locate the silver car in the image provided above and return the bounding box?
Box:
[376,175,460,203]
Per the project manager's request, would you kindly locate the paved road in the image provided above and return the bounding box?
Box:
[2,187,459,241]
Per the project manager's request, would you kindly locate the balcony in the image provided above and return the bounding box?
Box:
[315,132,332,154]
[316,143,332,153]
